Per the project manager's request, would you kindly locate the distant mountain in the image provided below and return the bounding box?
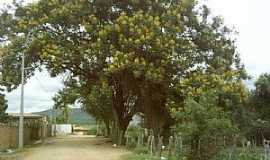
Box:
[35,108,96,124]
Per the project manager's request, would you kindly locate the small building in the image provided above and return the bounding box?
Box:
[0,113,48,150]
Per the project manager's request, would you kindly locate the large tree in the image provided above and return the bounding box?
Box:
[0,0,247,145]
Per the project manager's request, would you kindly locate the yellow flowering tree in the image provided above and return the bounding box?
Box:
[0,0,247,146]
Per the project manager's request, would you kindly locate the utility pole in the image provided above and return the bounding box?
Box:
[18,51,25,149]
[53,106,57,136]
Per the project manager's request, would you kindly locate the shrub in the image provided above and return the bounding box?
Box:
[87,125,97,135]
[121,153,156,160]
[125,125,144,148]
[133,147,149,155]
[172,92,238,160]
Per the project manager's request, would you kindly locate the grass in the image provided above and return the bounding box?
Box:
[121,153,157,160]
[121,146,265,160]
[213,147,264,160]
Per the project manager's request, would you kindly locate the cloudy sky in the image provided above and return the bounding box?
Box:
[0,0,270,113]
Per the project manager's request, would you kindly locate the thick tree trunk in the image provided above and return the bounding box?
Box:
[111,106,132,145]
[160,113,175,144]
[153,128,160,154]
[111,121,129,145]
[139,83,172,154]
[116,115,130,145]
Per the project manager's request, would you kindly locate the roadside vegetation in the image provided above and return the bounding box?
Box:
[0,0,270,159]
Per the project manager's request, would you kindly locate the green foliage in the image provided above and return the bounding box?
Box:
[162,148,263,160]
[87,125,97,135]
[0,0,248,149]
[172,91,237,160]
[53,80,80,110]
[251,73,270,121]
[0,93,8,123]
[125,126,145,148]
[133,147,149,155]
[68,108,96,124]
[125,147,264,160]
[52,79,80,124]
[55,115,66,124]
[122,152,156,160]
[213,148,263,160]
[81,84,113,123]
[246,73,270,144]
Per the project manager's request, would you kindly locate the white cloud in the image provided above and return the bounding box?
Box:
[206,0,270,78]
[0,0,13,5]
[6,70,64,113]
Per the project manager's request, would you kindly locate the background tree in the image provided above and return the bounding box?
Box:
[246,73,270,144]
[81,84,114,137]
[52,78,81,124]
[251,73,270,121]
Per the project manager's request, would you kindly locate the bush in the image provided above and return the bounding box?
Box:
[133,147,149,154]
[125,125,144,148]
[172,92,238,160]
[87,125,97,135]
[121,153,156,160]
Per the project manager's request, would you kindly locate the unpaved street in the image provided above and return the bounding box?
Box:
[14,135,129,160]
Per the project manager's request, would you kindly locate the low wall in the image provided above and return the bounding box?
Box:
[0,124,47,150]
[0,124,17,150]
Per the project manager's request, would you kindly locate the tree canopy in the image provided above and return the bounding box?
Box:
[0,0,248,145]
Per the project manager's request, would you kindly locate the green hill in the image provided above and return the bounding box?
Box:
[35,108,96,124]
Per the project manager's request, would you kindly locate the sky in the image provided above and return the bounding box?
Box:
[0,0,270,112]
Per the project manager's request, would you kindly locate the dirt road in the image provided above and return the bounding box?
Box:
[12,135,129,160]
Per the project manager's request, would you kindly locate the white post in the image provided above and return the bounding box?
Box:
[18,51,25,149]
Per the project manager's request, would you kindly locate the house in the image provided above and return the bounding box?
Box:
[0,113,48,150]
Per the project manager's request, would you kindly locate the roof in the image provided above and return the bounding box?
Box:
[8,113,45,119]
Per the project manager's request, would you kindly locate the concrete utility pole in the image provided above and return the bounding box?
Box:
[18,51,25,150]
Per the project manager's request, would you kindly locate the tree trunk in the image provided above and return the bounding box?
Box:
[111,107,131,145]
[111,121,118,143]
[117,128,127,145]
[190,135,200,160]
[104,120,111,137]
[109,76,135,145]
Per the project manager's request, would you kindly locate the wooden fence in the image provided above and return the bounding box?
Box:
[125,128,270,160]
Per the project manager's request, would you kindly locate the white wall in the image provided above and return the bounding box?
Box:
[51,124,72,136]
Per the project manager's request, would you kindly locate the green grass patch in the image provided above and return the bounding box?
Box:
[121,153,157,160]
[213,147,264,160]
[122,146,265,160]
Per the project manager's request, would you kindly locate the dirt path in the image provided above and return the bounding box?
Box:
[13,135,129,160]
